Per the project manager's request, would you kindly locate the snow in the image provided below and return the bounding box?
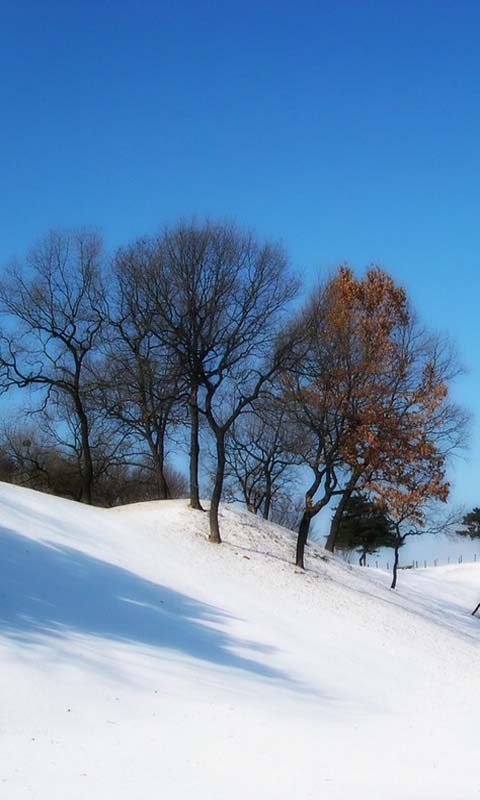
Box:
[1,481,479,799]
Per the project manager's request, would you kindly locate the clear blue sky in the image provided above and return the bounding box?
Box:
[1,0,479,509]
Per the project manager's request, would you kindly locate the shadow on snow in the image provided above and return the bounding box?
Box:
[0,526,291,684]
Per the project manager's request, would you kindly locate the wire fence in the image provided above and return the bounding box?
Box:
[346,554,480,570]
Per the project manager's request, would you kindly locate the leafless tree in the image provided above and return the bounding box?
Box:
[0,229,106,503]
[387,505,461,590]
[0,422,77,496]
[100,240,184,499]
[0,414,187,506]
[143,221,299,541]
[224,397,301,520]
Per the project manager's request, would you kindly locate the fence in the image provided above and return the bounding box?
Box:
[346,554,480,570]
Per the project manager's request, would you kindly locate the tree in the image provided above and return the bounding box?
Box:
[334,493,397,566]
[386,504,459,590]
[141,220,298,542]
[456,508,480,539]
[285,266,466,570]
[0,230,106,503]
[142,222,236,512]
[0,421,81,499]
[224,396,301,520]
[284,266,410,569]
[0,418,187,506]
[91,459,188,506]
[325,323,466,554]
[101,241,183,500]
[456,509,480,615]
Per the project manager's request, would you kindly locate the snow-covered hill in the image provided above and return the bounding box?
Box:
[1,482,479,799]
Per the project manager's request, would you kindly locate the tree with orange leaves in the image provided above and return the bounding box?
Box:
[325,322,466,553]
[285,266,466,570]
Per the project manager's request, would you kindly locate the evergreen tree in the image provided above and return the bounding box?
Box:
[334,494,397,565]
[457,508,480,539]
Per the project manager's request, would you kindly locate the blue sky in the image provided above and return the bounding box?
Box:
[1,0,479,508]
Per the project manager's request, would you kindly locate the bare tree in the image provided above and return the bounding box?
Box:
[388,505,460,590]
[0,230,106,503]
[224,397,301,520]
[92,458,188,507]
[0,411,187,506]
[0,421,80,497]
[143,221,298,541]
[100,241,184,499]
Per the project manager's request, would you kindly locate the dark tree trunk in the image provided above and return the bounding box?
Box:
[209,432,226,543]
[76,402,94,505]
[295,468,332,570]
[263,475,272,520]
[359,551,366,566]
[391,543,401,589]
[155,432,171,500]
[295,511,313,569]
[146,422,171,500]
[155,463,171,500]
[189,385,203,510]
[324,473,358,552]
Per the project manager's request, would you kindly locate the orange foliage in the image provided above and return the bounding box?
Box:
[288,265,453,525]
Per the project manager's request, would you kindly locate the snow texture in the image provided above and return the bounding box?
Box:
[0,482,479,799]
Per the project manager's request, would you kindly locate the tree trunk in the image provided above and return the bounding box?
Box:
[146,424,171,500]
[155,432,171,500]
[155,462,171,500]
[324,473,358,552]
[391,543,401,589]
[76,403,94,504]
[263,475,272,520]
[209,432,226,543]
[189,385,203,510]
[295,511,313,569]
[295,470,332,570]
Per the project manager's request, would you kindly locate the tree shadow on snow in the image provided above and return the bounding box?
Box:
[0,526,294,685]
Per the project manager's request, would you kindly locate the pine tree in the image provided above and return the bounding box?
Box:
[457,508,480,539]
[334,494,398,566]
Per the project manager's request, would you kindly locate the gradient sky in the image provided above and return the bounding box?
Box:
[1,0,479,511]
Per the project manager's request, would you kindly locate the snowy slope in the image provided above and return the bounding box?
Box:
[1,482,479,800]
